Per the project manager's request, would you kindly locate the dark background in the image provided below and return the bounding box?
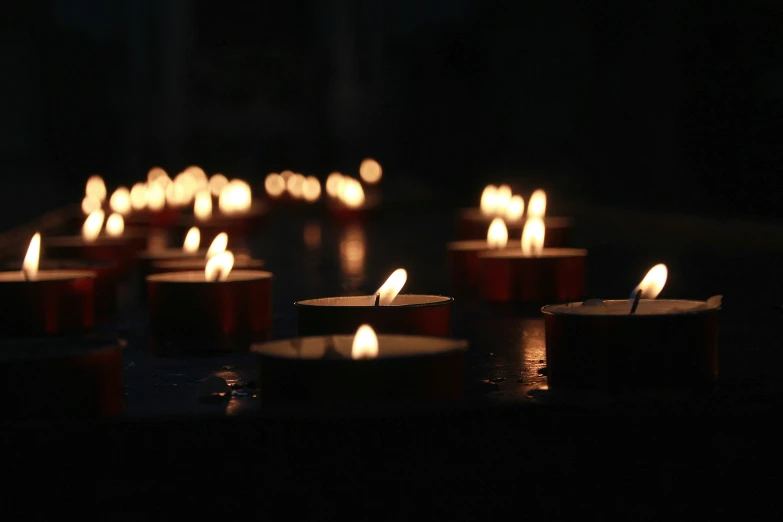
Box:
[2,1,781,227]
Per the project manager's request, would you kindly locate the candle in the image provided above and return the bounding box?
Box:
[479,217,587,305]
[0,233,95,337]
[146,250,273,354]
[295,268,454,337]
[455,187,573,246]
[447,217,512,295]
[46,210,142,272]
[251,323,468,404]
[0,336,124,419]
[326,173,380,220]
[541,264,722,393]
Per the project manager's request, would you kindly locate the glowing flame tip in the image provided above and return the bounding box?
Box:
[351,324,379,359]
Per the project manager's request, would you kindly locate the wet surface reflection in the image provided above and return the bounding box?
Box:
[338,223,366,293]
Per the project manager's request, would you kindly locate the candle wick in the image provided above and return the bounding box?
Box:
[374,293,380,307]
[630,289,643,314]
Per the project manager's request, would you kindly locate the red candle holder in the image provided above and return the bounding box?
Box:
[251,333,467,404]
[542,299,721,393]
[146,270,273,355]
[295,295,453,337]
[0,270,95,337]
[447,240,514,295]
[479,248,587,305]
[45,235,136,273]
[149,253,263,276]
[0,336,125,419]
[455,208,573,246]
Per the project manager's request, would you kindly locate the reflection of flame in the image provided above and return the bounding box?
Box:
[487,218,508,249]
[82,210,105,242]
[630,264,668,300]
[359,158,382,184]
[82,195,101,215]
[86,175,107,202]
[326,172,344,197]
[375,268,407,306]
[130,182,148,210]
[146,183,165,211]
[504,195,525,221]
[264,173,286,198]
[110,187,131,215]
[205,251,234,282]
[219,180,252,214]
[480,185,498,216]
[194,189,212,221]
[351,324,379,359]
[302,176,321,202]
[183,227,200,253]
[303,222,321,249]
[339,224,366,285]
[521,218,545,256]
[105,213,125,237]
[206,232,228,259]
[22,232,41,280]
[527,189,547,219]
[339,178,365,208]
[209,173,229,196]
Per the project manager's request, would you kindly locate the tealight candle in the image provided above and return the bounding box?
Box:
[46,210,141,272]
[0,336,125,419]
[146,250,273,354]
[456,188,573,246]
[326,174,381,220]
[541,264,722,393]
[479,217,587,305]
[251,324,468,404]
[137,227,210,280]
[295,268,454,337]
[447,217,512,295]
[0,233,95,337]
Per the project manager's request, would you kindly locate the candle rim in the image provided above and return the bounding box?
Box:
[151,255,263,270]
[251,334,468,360]
[146,269,272,283]
[542,299,721,317]
[462,209,573,226]
[479,247,588,259]
[295,294,453,308]
[0,269,96,282]
[137,247,207,260]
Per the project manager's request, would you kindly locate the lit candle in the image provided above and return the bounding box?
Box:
[295,268,454,337]
[181,178,267,242]
[136,226,209,296]
[447,217,512,295]
[146,249,273,354]
[251,323,468,404]
[541,264,722,393]
[149,233,263,276]
[478,217,587,305]
[455,188,573,246]
[0,233,95,337]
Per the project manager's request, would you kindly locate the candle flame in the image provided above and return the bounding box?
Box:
[527,189,547,219]
[109,186,131,215]
[339,178,365,208]
[183,227,200,253]
[218,179,252,214]
[130,182,147,210]
[521,218,545,256]
[302,176,321,202]
[351,324,379,359]
[487,218,508,249]
[147,167,170,186]
[82,210,105,242]
[85,175,107,202]
[146,183,165,211]
[206,232,228,259]
[81,195,101,215]
[105,213,125,237]
[630,264,668,300]
[375,268,407,306]
[504,195,525,221]
[22,232,41,280]
[208,173,229,197]
[359,158,382,184]
[264,173,286,198]
[495,185,512,213]
[325,172,344,197]
[204,250,234,282]
[480,185,498,216]
[183,166,208,188]
[286,173,306,199]
[194,189,212,220]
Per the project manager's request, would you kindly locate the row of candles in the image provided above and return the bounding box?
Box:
[0,170,722,418]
